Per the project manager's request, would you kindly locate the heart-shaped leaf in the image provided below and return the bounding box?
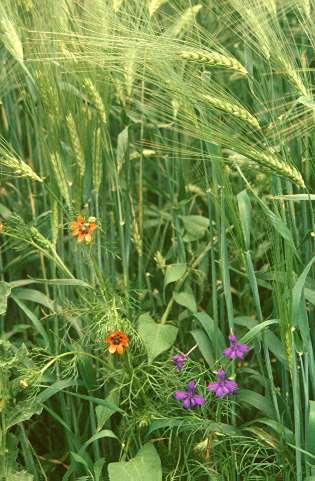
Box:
[180,215,209,241]
[164,263,186,288]
[108,443,162,481]
[173,291,197,312]
[138,313,178,363]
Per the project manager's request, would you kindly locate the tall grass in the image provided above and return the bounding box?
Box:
[0,1,314,480]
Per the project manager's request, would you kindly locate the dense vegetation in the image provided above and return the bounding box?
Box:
[0,1,315,480]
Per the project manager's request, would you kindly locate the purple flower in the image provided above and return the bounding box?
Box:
[172,354,186,370]
[175,381,205,409]
[207,369,238,398]
[223,335,249,360]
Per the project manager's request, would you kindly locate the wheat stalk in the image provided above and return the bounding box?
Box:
[0,17,23,64]
[148,0,168,16]
[66,113,85,177]
[202,94,260,129]
[50,152,71,207]
[0,144,42,182]
[233,147,305,188]
[92,127,103,192]
[83,79,107,124]
[254,150,305,188]
[178,50,247,75]
[169,5,202,37]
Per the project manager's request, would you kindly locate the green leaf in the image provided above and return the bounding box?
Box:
[71,452,91,471]
[190,328,213,366]
[270,194,315,201]
[9,278,92,289]
[95,391,119,431]
[37,379,77,403]
[248,418,293,443]
[237,189,251,249]
[265,331,287,366]
[180,215,209,241]
[6,399,42,429]
[12,287,55,310]
[292,257,315,346]
[6,433,19,473]
[138,313,178,363]
[263,208,297,254]
[94,458,106,481]
[117,127,129,168]
[0,281,11,315]
[240,319,278,344]
[63,390,124,414]
[108,443,162,481]
[11,296,50,349]
[307,401,315,460]
[238,389,275,418]
[193,311,225,356]
[82,430,118,451]
[164,263,186,287]
[0,202,12,219]
[173,291,197,312]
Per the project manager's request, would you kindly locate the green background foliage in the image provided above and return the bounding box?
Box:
[0,0,314,480]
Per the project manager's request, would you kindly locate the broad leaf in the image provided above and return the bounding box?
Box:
[6,399,42,430]
[138,313,178,363]
[180,215,209,241]
[108,443,162,481]
[164,263,186,287]
[173,291,197,312]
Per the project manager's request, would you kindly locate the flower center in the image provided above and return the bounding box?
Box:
[79,224,90,233]
[112,336,121,345]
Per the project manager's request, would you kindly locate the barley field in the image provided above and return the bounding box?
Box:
[0,1,315,480]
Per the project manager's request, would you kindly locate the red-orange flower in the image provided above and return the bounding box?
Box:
[70,215,97,243]
[106,331,129,355]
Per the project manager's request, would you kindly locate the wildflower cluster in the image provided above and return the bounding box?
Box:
[173,335,249,409]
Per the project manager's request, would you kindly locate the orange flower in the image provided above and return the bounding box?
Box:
[106,331,129,355]
[70,215,97,243]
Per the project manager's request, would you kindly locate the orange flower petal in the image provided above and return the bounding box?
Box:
[116,344,124,354]
[70,222,78,231]
[108,345,117,354]
[84,233,92,243]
